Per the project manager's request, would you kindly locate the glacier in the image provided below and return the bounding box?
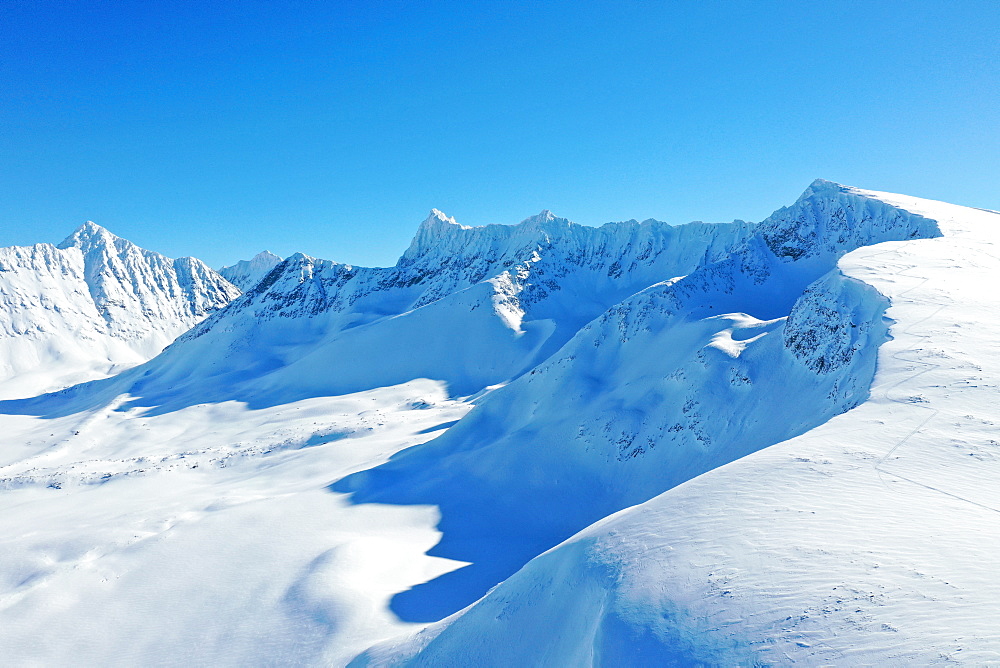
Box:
[0,182,998,666]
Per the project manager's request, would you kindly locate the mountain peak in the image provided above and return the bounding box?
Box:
[253,250,282,262]
[401,210,474,260]
[420,209,467,231]
[79,220,106,234]
[517,209,571,232]
[522,209,556,223]
[218,250,285,291]
[800,179,849,200]
[57,221,118,250]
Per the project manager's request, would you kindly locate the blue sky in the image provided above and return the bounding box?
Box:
[2,0,998,268]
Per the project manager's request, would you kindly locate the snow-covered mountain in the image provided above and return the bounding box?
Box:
[0,222,240,398]
[1,183,999,666]
[355,190,1000,667]
[219,250,283,291]
[335,180,943,619]
[27,209,754,413]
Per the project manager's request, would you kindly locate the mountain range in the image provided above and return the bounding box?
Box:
[0,181,997,666]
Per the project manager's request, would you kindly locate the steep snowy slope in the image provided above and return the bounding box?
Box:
[219,250,283,290]
[28,211,754,413]
[336,181,942,620]
[0,223,239,398]
[355,193,1000,666]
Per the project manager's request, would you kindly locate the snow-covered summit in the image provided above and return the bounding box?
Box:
[57,220,116,250]
[219,250,283,291]
[757,179,940,262]
[0,222,239,397]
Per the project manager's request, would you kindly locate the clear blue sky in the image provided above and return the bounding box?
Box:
[2,0,998,268]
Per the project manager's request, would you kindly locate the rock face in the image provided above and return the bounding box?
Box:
[0,222,239,396]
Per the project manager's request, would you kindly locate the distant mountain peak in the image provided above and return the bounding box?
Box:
[420,209,467,231]
[219,250,285,291]
[0,221,240,392]
[78,220,106,234]
[57,221,119,251]
[801,178,849,199]
[286,251,311,263]
[517,209,570,231]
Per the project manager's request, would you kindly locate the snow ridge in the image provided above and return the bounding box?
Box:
[359,195,1000,667]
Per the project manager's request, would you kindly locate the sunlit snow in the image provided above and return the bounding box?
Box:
[1,181,998,666]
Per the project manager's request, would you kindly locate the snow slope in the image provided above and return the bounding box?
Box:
[0,222,239,398]
[0,379,474,666]
[355,192,1000,666]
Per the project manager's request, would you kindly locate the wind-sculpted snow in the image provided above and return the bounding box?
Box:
[336,180,942,622]
[36,209,754,413]
[0,222,239,397]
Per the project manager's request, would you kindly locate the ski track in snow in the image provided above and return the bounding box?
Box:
[869,238,1000,515]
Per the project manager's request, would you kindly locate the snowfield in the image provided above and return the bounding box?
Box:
[0,380,473,665]
[0,182,998,666]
